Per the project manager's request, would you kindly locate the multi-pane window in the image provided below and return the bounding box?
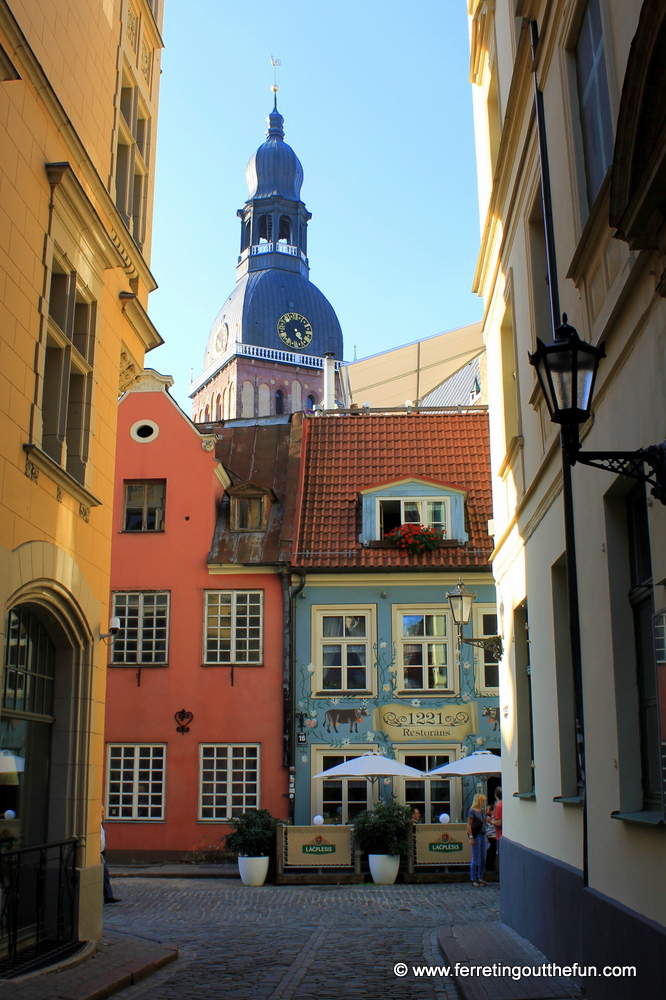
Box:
[111,592,169,665]
[379,498,448,538]
[115,72,151,249]
[42,258,95,484]
[106,744,165,819]
[399,610,451,691]
[319,753,372,824]
[575,0,614,206]
[318,612,370,692]
[124,481,165,531]
[476,608,500,690]
[400,753,451,823]
[204,591,263,664]
[199,744,259,819]
[3,607,55,717]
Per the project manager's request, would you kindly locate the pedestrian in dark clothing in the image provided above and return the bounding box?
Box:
[101,807,121,904]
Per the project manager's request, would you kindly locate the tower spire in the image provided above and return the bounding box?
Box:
[268,56,283,138]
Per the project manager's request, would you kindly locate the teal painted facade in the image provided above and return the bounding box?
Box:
[292,574,500,826]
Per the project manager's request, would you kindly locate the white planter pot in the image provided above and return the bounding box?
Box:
[368,854,400,885]
[237,856,269,886]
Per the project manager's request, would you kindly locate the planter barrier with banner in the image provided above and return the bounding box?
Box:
[404,823,472,881]
[275,824,362,884]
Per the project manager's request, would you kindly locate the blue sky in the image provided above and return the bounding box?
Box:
[147,1,482,409]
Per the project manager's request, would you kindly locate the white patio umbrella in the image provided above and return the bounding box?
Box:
[427,750,502,777]
[312,751,426,779]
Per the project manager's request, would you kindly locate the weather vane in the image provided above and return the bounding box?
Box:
[270,55,281,96]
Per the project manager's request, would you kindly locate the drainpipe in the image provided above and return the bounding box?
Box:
[282,568,306,821]
[323,353,336,410]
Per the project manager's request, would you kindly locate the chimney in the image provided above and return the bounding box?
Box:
[323,353,336,410]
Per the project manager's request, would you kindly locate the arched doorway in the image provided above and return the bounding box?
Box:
[1,607,55,847]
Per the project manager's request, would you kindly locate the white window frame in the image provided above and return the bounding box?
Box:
[204,590,263,664]
[311,605,376,697]
[474,604,500,694]
[111,591,170,665]
[311,745,378,824]
[393,604,457,695]
[106,743,166,820]
[395,745,461,823]
[376,496,450,540]
[198,743,260,820]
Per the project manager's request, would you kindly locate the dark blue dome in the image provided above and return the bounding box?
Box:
[245,105,304,201]
[205,269,343,368]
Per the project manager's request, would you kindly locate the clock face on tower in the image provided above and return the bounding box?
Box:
[276,312,313,350]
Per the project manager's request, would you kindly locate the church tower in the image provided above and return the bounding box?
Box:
[190,98,345,421]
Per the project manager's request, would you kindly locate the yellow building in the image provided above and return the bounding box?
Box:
[0,0,163,967]
[468,0,665,993]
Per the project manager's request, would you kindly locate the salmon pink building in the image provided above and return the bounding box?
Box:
[104,370,294,861]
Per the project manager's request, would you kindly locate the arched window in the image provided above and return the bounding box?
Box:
[306,394,316,411]
[229,383,236,420]
[291,380,302,411]
[259,214,272,242]
[204,405,210,421]
[258,383,270,417]
[215,395,222,421]
[241,220,250,251]
[275,389,285,415]
[278,216,291,243]
[241,381,254,418]
[222,387,229,420]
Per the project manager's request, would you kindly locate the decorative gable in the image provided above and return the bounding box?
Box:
[357,476,468,546]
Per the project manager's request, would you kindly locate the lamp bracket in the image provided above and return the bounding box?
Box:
[568,441,666,505]
[457,632,504,662]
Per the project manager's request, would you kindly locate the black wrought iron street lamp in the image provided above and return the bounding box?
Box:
[446,580,503,662]
[529,319,666,503]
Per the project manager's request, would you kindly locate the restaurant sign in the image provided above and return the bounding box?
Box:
[374,703,478,741]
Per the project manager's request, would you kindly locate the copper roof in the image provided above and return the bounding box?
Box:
[208,414,303,565]
[292,413,492,570]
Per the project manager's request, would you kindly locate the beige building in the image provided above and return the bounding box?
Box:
[0,0,163,967]
[468,0,665,994]
[347,321,484,408]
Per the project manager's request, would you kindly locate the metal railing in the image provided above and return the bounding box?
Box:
[250,242,302,258]
[190,343,346,395]
[0,838,79,976]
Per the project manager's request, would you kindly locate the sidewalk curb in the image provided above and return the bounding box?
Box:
[55,946,178,1000]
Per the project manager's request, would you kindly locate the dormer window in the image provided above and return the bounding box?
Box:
[227,482,277,532]
[378,498,448,538]
[357,476,468,547]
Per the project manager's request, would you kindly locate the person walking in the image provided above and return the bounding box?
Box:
[467,792,487,886]
[493,787,503,869]
[101,807,121,904]
[485,803,497,873]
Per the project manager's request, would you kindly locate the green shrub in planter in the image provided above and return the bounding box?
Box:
[353,801,412,856]
[223,809,277,857]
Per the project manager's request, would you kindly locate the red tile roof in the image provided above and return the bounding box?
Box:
[293,413,492,570]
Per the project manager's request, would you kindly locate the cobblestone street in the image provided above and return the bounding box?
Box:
[104,879,501,1000]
